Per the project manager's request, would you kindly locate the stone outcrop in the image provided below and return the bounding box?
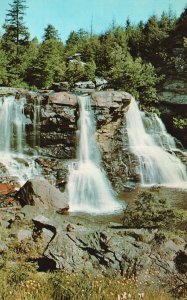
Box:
[23,90,133,193]
[16,179,69,210]
[158,101,187,147]
[28,208,187,288]
[50,77,108,93]
[1,87,186,193]
[158,41,187,147]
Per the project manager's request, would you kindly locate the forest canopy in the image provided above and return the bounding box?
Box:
[0,0,187,102]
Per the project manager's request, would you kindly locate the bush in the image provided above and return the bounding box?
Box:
[123,191,182,228]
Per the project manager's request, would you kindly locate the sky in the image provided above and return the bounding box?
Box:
[0,0,186,42]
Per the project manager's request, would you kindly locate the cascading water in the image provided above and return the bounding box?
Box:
[0,95,40,184]
[33,97,41,147]
[126,98,187,188]
[67,95,121,213]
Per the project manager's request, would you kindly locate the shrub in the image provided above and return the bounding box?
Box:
[123,191,182,228]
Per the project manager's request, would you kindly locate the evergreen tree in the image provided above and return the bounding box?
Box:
[0,46,8,85]
[27,39,65,88]
[174,7,187,40]
[96,26,128,77]
[84,60,96,81]
[3,0,29,56]
[43,24,60,41]
[65,31,79,58]
[127,21,145,58]
[65,58,85,86]
[109,53,160,101]
[2,0,29,85]
[141,14,175,68]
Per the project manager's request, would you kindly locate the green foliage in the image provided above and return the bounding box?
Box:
[0,48,8,85]
[65,59,85,85]
[27,39,65,88]
[173,116,187,129]
[1,0,30,85]
[3,0,29,48]
[123,191,182,228]
[0,0,185,100]
[0,266,175,300]
[7,263,31,285]
[109,54,160,101]
[96,26,128,77]
[43,24,60,41]
[84,60,96,80]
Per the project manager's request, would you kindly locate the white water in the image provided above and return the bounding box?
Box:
[126,98,187,188]
[0,96,40,185]
[67,95,121,213]
[33,97,41,147]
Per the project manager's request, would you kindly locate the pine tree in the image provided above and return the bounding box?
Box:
[27,39,65,88]
[1,0,30,85]
[3,0,29,56]
[43,24,60,41]
[0,46,8,85]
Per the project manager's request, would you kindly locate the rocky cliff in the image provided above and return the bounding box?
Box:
[158,39,187,147]
[22,90,134,193]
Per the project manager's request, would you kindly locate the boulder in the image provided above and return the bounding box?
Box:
[32,215,57,234]
[16,179,69,210]
[75,81,95,89]
[48,92,77,106]
[94,77,108,90]
[91,91,131,108]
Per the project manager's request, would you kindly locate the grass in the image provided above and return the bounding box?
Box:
[0,265,175,300]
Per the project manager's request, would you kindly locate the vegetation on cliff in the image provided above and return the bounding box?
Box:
[0,0,186,103]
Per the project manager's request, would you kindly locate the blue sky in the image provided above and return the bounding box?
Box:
[0,0,186,42]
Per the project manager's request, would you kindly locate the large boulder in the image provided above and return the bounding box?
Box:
[48,92,77,106]
[91,91,131,108]
[16,179,69,210]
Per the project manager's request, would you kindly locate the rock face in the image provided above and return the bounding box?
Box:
[158,46,187,105]
[158,101,187,148]
[23,90,133,193]
[1,87,186,194]
[158,43,187,147]
[30,210,187,287]
[16,179,69,210]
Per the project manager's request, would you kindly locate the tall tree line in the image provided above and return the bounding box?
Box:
[0,0,186,102]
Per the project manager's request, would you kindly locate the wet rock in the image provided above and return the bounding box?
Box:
[16,179,69,210]
[20,90,134,193]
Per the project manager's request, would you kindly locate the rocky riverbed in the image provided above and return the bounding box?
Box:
[0,184,186,296]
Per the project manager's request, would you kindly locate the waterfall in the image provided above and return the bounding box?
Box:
[126,98,187,188]
[33,97,41,147]
[0,95,40,185]
[67,95,121,214]
[0,95,25,152]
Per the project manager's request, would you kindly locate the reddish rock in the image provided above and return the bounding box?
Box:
[16,179,69,210]
[48,92,77,106]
